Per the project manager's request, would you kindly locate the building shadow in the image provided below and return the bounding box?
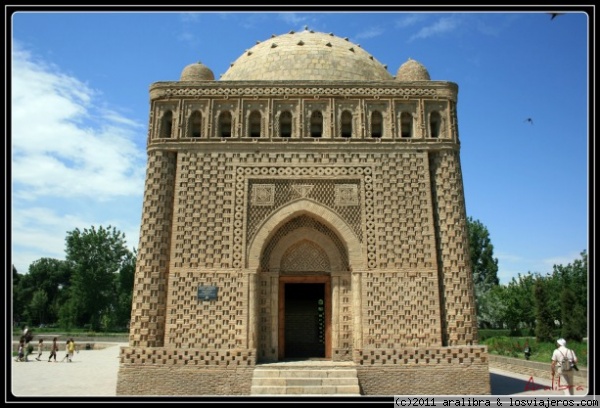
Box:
[490,372,549,395]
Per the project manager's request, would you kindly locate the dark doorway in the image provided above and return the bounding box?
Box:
[283,283,326,358]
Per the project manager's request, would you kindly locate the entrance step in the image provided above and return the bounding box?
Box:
[251,361,361,396]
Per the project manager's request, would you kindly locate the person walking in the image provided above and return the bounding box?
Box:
[67,338,77,362]
[15,339,25,362]
[551,338,579,395]
[35,338,44,361]
[61,339,71,362]
[47,337,58,362]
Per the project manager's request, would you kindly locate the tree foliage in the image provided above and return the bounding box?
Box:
[534,277,556,342]
[13,225,136,332]
[64,225,131,330]
[466,217,500,328]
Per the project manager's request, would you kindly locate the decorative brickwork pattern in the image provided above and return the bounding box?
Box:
[129,151,176,348]
[429,151,478,346]
[371,152,436,270]
[172,153,235,269]
[165,270,248,349]
[259,215,349,272]
[161,86,442,100]
[355,346,490,395]
[120,347,255,366]
[362,271,441,348]
[246,175,363,245]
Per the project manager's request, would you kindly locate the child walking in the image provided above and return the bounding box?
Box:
[35,338,44,361]
[48,337,58,362]
[15,340,25,362]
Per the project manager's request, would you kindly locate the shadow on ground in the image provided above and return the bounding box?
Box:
[490,372,548,395]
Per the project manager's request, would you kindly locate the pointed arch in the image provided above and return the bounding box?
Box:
[188,110,202,138]
[247,199,364,270]
[430,111,441,138]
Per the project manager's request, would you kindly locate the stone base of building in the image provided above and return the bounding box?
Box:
[354,346,491,395]
[116,346,490,396]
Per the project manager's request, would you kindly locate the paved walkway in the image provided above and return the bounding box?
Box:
[8,344,589,399]
[9,343,126,398]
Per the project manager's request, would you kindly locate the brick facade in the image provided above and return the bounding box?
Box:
[116,29,490,396]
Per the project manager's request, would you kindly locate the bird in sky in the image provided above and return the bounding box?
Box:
[549,13,565,20]
[524,118,534,125]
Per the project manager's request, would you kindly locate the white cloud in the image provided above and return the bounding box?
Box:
[10,42,146,274]
[395,13,427,29]
[408,15,461,41]
[355,26,385,40]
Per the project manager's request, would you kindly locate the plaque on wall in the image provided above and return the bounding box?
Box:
[197,285,218,301]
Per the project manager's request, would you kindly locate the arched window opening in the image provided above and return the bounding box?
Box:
[161,111,173,139]
[341,111,352,138]
[371,111,383,138]
[401,112,412,138]
[189,111,202,138]
[430,111,441,138]
[280,111,292,138]
[219,111,232,138]
[249,111,261,138]
[310,111,323,138]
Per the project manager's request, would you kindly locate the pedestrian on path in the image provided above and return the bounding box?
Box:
[35,338,44,361]
[551,338,578,395]
[61,339,71,362]
[15,339,25,362]
[47,337,58,362]
[67,338,77,362]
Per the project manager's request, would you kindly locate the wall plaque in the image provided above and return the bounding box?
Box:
[197,285,218,301]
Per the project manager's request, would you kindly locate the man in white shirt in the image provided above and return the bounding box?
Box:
[551,338,578,395]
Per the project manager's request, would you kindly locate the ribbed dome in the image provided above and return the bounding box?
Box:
[180,62,215,81]
[396,58,430,81]
[221,29,393,81]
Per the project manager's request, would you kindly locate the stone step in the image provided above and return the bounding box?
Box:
[250,364,360,395]
[251,385,361,395]
[253,368,358,378]
[252,377,359,386]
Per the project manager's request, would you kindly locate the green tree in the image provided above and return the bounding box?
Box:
[501,273,537,334]
[13,258,72,326]
[466,217,500,327]
[553,250,588,341]
[534,277,556,342]
[560,288,585,341]
[114,248,136,329]
[64,225,131,330]
[476,284,507,328]
[29,289,49,325]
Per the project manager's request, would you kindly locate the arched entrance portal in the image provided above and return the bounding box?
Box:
[256,213,351,361]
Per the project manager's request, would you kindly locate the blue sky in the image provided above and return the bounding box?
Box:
[8,7,591,285]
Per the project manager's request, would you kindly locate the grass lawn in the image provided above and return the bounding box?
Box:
[482,336,587,367]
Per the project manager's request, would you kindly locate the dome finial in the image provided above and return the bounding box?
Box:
[304,25,309,31]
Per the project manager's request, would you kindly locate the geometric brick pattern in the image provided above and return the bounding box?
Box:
[246,174,363,242]
[165,270,247,350]
[355,345,487,366]
[372,152,436,270]
[362,271,441,348]
[429,151,478,346]
[119,346,255,366]
[129,151,176,348]
[172,153,235,269]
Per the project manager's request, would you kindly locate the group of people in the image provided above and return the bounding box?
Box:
[15,332,77,363]
[14,326,34,362]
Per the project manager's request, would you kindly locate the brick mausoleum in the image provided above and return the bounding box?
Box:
[116,28,490,396]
